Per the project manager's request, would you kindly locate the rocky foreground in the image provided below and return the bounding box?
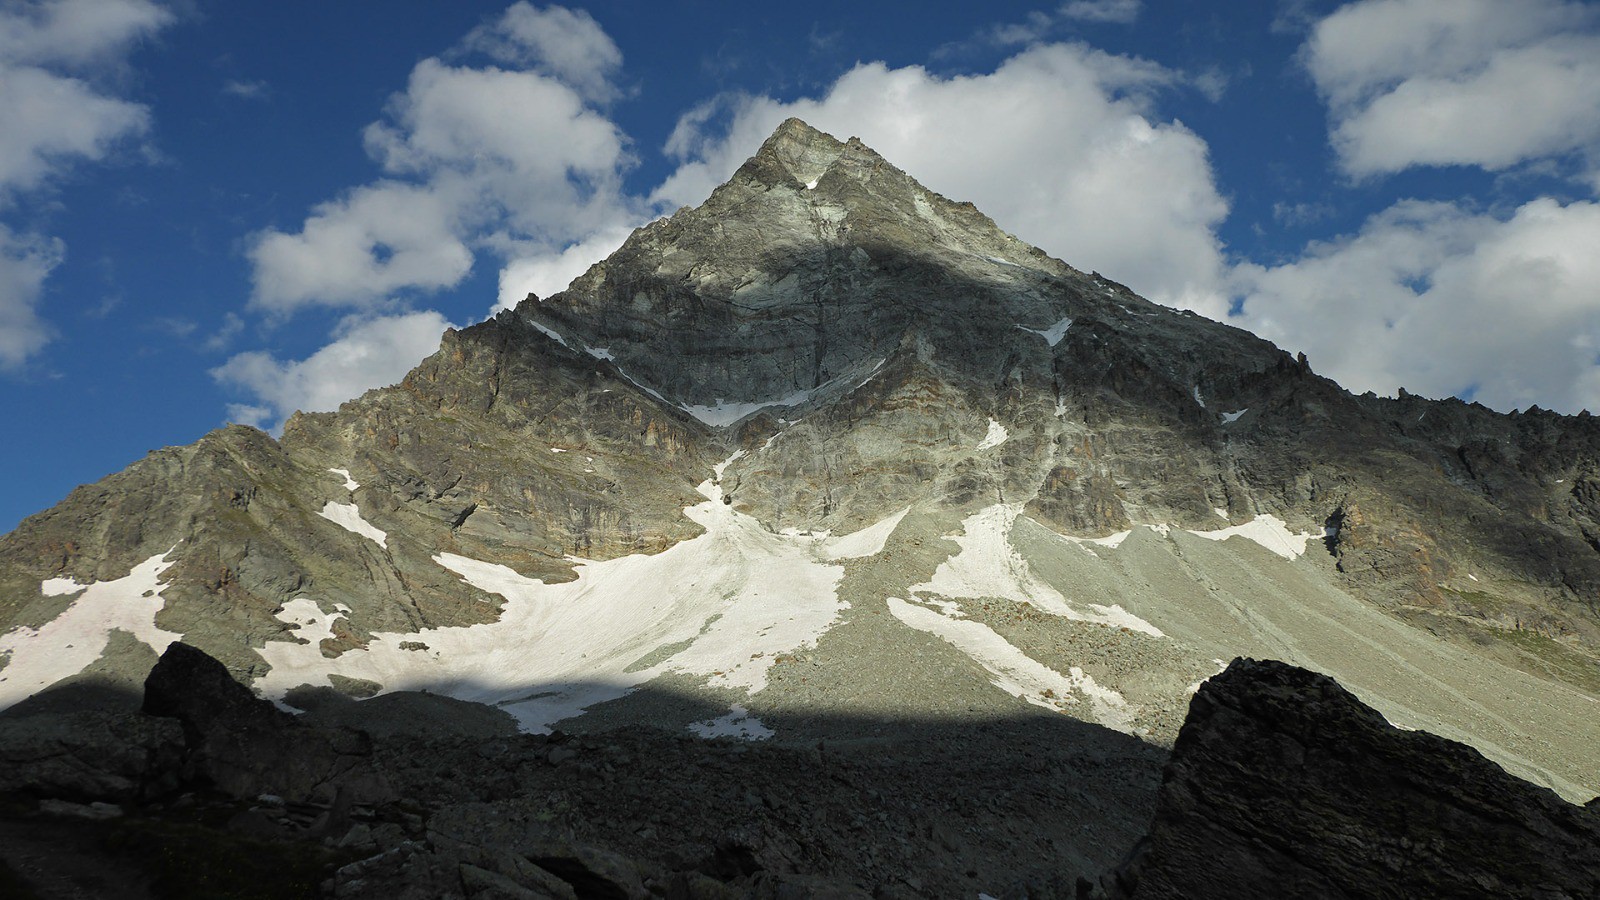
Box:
[2,646,1595,899]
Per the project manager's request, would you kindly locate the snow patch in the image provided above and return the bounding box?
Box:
[252,459,909,734]
[586,347,615,361]
[682,388,816,428]
[1059,529,1134,553]
[329,468,359,491]
[819,507,909,560]
[1187,515,1318,560]
[976,419,1008,451]
[1192,385,1206,408]
[690,704,774,740]
[1212,507,1229,520]
[1,553,182,712]
[911,505,1161,636]
[550,447,568,453]
[1220,409,1248,424]
[529,320,570,348]
[888,597,1133,733]
[805,179,818,190]
[319,501,388,549]
[1015,317,1073,347]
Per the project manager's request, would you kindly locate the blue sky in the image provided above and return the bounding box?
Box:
[4,0,1600,532]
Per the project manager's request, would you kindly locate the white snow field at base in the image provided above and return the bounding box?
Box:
[887,597,1133,733]
[254,462,906,733]
[319,501,388,548]
[915,504,1162,636]
[0,552,182,712]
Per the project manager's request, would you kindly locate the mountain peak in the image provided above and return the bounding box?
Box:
[735,117,854,189]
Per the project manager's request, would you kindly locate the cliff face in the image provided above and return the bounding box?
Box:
[1,120,1599,809]
[1087,658,1600,900]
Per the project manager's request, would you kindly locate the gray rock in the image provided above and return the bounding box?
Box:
[1084,658,1600,899]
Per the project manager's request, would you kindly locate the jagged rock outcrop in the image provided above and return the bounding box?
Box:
[1084,658,1600,899]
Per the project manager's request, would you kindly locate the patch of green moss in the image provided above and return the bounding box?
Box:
[1497,629,1600,697]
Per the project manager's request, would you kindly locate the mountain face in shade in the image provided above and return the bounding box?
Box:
[2,118,1600,815]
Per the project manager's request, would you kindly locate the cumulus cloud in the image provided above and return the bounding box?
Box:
[248,179,474,313]
[1304,0,1600,181]
[653,43,1230,316]
[459,2,623,103]
[247,8,638,316]
[1232,197,1600,413]
[0,63,151,196]
[495,224,632,311]
[0,0,170,69]
[211,311,456,432]
[0,0,172,369]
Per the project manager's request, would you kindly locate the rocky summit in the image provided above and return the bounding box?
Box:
[3,119,1600,896]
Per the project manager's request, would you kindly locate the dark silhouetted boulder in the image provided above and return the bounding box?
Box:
[1086,658,1600,899]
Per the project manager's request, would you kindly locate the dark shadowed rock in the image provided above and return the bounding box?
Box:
[1085,658,1600,899]
[0,709,181,801]
[141,641,391,805]
[143,640,292,740]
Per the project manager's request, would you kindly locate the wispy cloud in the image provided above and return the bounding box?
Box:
[221,78,268,100]
[1059,0,1142,25]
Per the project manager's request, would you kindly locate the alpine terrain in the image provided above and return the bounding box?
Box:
[2,119,1599,898]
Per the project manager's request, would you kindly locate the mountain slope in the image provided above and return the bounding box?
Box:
[2,119,1598,806]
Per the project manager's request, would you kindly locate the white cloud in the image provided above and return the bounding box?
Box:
[0,65,150,196]
[0,225,62,369]
[0,0,170,69]
[0,0,172,369]
[495,223,632,311]
[248,12,637,315]
[653,43,1230,316]
[221,78,268,100]
[211,311,456,432]
[459,2,623,103]
[1232,197,1600,413]
[1305,0,1600,181]
[248,179,475,313]
[1059,0,1142,24]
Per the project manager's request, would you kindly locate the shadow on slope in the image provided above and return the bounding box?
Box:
[6,645,1600,898]
[0,656,1164,899]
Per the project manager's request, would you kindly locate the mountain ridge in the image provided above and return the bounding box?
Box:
[2,118,1599,808]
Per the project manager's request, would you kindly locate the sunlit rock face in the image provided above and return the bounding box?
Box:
[2,119,1600,817]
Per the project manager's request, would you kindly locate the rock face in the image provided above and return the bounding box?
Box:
[1087,658,1600,899]
[3,117,1600,824]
